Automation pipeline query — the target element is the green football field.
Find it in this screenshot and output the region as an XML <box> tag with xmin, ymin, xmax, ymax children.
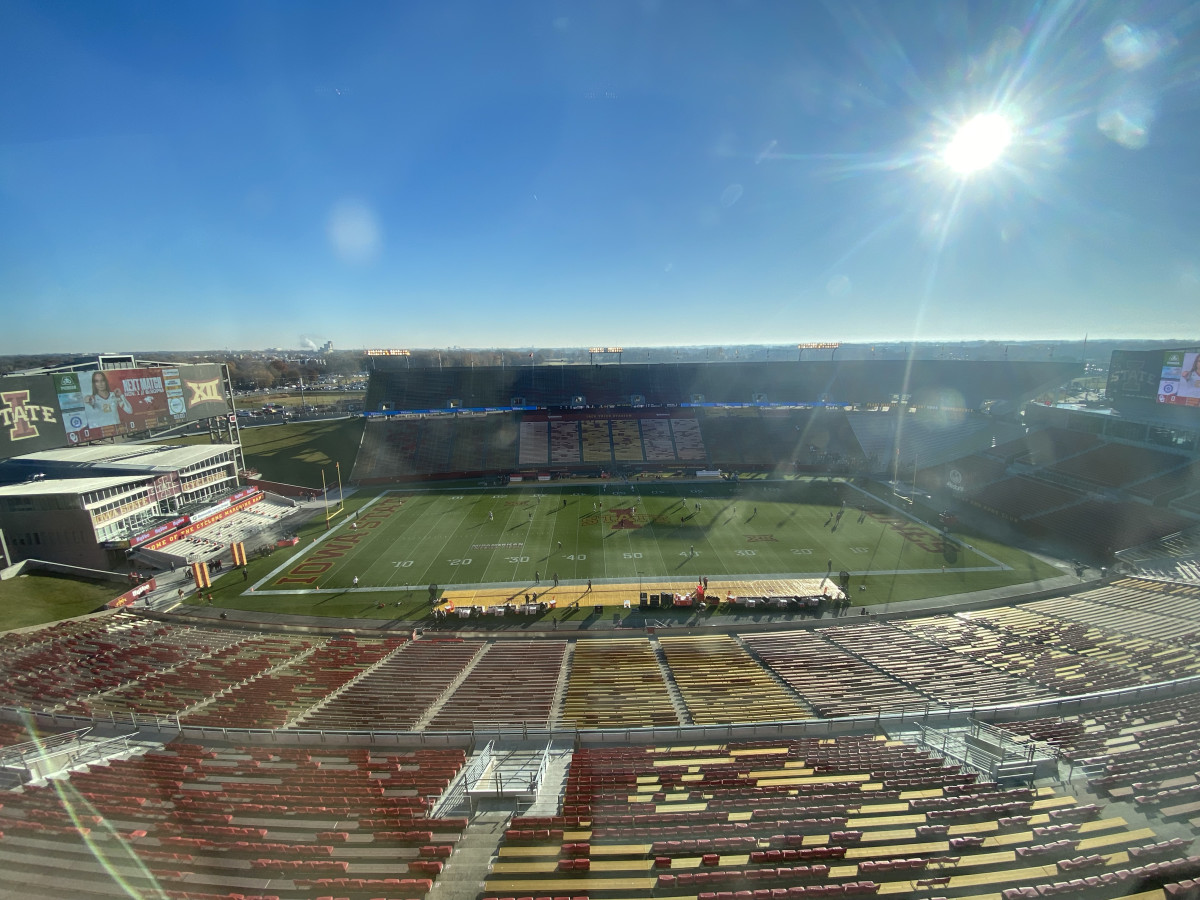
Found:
<box><xmin>251</xmin><ymin>480</ymin><xmax>1057</xmax><ymax>599</ymax></box>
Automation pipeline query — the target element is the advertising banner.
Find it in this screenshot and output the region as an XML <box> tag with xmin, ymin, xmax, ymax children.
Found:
<box><xmin>55</xmin><ymin>368</ymin><xmax>183</xmax><ymax>444</ymax></box>
<box><xmin>0</xmin><ymin>375</ymin><xmax>70</xmax><ymax>458</ymax></box>
<box><xmin>1</xmin><ymin>363</ymin><xmax>229</xmax><ymax>457</ymax></box>
<box><xmin>143</xmin><ymin>492</ymin><xmax>263</xmax><ymax>551</ymax></box>
<box><xmin>51</xmin><ymin>363</ymin><xmax>228</xmax><ymax>446</ymax></box>
<box><xmin>107</xmin><ymin>578</ymin><xmax>157</xmax><ymax>608</ymax></box>
<box><xmin>1157</xmin><ymin>349</ymin><xmax>1200</xmax><ymax>408</ymax></box>
<box><xmin>131</xmin><ymin>515</ymin><xmax>191</xmax><ymax>548</ymax></box>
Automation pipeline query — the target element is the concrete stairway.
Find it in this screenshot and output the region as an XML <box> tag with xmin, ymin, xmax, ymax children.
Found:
<box><xmin>425</xmin><ymin>808</ymin><xmax>511</xmax><ymax>900</ymax></box>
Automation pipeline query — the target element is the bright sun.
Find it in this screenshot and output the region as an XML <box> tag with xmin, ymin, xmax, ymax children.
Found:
<box><xmin>943</xmin><ymin>113</ymin><xmax>1014</xmax><ymax>174</ymax></box>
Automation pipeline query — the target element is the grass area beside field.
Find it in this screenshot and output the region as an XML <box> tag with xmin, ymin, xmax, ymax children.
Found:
<box><xmin>189</xmin><ymin>480</ymin><xmax>1063</xmax><ymax>621</ymax></box>
<box><xmin>165</xmin><ymin>418</ymin><xmax>364</xmax><ymax>489</ymax></box>
<box><xmin>0</xmin><ymin>572</ymin><xmax>119</xmax><ymax>631</ymax></box>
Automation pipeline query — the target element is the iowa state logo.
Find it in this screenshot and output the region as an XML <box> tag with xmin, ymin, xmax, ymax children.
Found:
<box><xmin>185</xmin><ymin>378</ymin><xmax>223</xmax><ymax>406</ymax></box>
<box><xmin>0</xmin><ymin>390</ymin><xmax>58</xmax><ymax>441</ymax></box>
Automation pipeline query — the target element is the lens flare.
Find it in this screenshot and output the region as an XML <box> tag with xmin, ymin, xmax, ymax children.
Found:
<box><xmin>943</xmin><ymin>113</ymin><xmax>1014</xmax><ymax>174</ymax></box>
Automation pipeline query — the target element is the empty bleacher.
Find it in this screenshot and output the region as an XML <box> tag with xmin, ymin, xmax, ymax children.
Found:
<box><xmin>560</xmin><ymin>638</ymin><xmax>679</xmax><ymax>728</ymax></box>
<box><xmin>447</xmin><ymin>415</ymin><xmax>493</xmax><ymax>471</ymax></box>
<box><xmin>354</xmin><ymin>414</ymin><xmax>524</xmax><ymax>481</ymax></box>
<box><xmin>1126</xmin><ymin>461</ymin><xmax>1200</xmax><ymax>503</ymax></box>
<box><xmin>917</xmin><ymin>452</ymin><xmax>1010</xmax><ymax>496</ymax></box>
<box><xmin>672</xmin><ymin>415</ymin><xmax>707</xmax><ymax>461</ymax></box>
<box><xmin>847</xmin><ymin>413</ymin><xmax>995</xmax><ymax>472</ymax></box>
<box><xmin>1080</xmin><ymin>578</ymin><xmax>1200</xmax><ymax>634</ymax></box>
<box><xmin>1028</xmin><ymin>501</ymin><xmax>1195</xmax><ymax>557</ymax></box>
<box><xmin>0</xmin><ymin>739</ymin><xmax>469</xmax><ymax>900</ymax></box>
<box><xmin>745</xmin><ymin>630</ymin><xmax>937</xmax><ymax>718</ymax></box>
<box><xmin>549</xmin><ymin>418</ymin><xmax>582</xmax><ymax>465</ymax></box>
<box><xmin>427</xmin><ymin>639</ymin><xmax>566</xmax><ymax>730</ymax></box>
<box><xmin>182</xmin><ymin>636</ymin><xmax>402</xmax><ymax>729</ymax></box>
<box><xmin>297</xmin><ymin>638</ymin><xmax>483</xmax><ymax>732</ymax></box>
<box><xmin>658</xmin><ymin>634</ymin><xmax>810</xmax><ymax>723</ymax></box>
<box><xmin>987</xmin><ymin>427</ymin><xmax>1103</xmax><ymax>466</ymax></box>
<box><xmin>1004</xmin><ymin>696</ymin><xmax>1200</xmax><ymax>810</ymax></box>
<box><xmin>9</xmin><ymin>591</ymin><xmax>1200</xmax><ymax>733</ymax></box>
<box><xmin>1048</xmin><ymin>442</ymin><xmax>1192</xmax><ymax>490</ymax></box>
<box><xmin>640</xmin><ymin>417</ymin><xmax>677</xmax><ymax>461</ymax></box>
<box><xmin>518</xmin><ymin>419</ymin><xmax>549</xmax><ymax>466</ymax></box>
<box><xmin>968</xmin><ymin>475</ymin><xmax>1085</xmax><ymax>521</ymax></box>
<box><xmin>0</xmin><ymin>615</ymin><xmax>257</xmax><ymax>716</ymax></box>
<box><xmin>581</xmin><ymin>419</ymin><xmax>614</xmax><ymax>462</ymax></box>
<box><xmin>823</xmin><ymin>623</ymin><xmax>1054</xmax><ymax>708</ymax></box>
<box><xmin>483</xmin><ymin>738</ymin><xmax>1180</xmax><ymax>900</ymax></box>
<box><xmin>964</xmin><ymin>604</ymin><xmax>1200</xmax><ymax>684</ymax></box>
<box><xmin>611</xmin><ymin>419</ymin><xmax>645</xmax><ymax>462</ymax></box>
<box><xmin>894</xmin><ymin>614</ymin><xmax>1147</xmax><ymax>696</ymax></box>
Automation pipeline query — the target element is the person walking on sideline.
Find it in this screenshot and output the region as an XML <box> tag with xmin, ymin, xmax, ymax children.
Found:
<box><xmin>353</xmin><ymin>575</ymin><xmax>359</xmax><ymax>587</ymax></box>
<box><xmin>535</xmin><ymin>571</ymin><xmax>540</xmax><ymax>584</ymax></box>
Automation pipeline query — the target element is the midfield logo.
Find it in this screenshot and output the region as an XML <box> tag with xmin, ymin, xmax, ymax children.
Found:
<box><xmin>0</xmin><ymin>390</ymin><xmax>58</xmax><ymax>441</ymax></box>
<box><xmin>185</xmin><ymin>378</ymin><xmax>223</xmax><ymax>406</ymax></box>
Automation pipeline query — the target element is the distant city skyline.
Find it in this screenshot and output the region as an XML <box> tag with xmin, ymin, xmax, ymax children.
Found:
<box><xmin>2</xmin><ymin>1</ymin><xmax>1198</xmax><ymax>353</ymax></box>
<box><xmin>5</xmin><ymin>337</ymin><xmax>1198</xmax><ymax>367</ymax></box>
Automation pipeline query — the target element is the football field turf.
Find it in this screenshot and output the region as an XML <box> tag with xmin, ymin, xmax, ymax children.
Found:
<box><xmin>254</xmin><ymin>480</ymin><xmax>1047</xmax><ymax>599</ymax></box>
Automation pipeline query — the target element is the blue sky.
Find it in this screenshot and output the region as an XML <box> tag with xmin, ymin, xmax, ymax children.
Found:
<box><xmin>2</xmin><ymin>0</ymin><xmax>1199</xmax><ymax>354</ymax></box>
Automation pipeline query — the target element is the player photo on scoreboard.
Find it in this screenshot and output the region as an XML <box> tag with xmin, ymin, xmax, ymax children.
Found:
<box><xmin>54</xmin><ymin>368</ymin><xmax>175</xmax><ymax>443</ymax></box>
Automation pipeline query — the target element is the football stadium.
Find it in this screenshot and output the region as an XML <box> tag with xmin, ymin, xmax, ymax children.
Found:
<box><xmin>5</xmin><ymin>2</ymin><xmax>1200</xmax><ymax>899</ymax></box>
<box><xmin>2</xmin><ymin>347</ymin><xmax>1200</xmax><ymax>900</ymax></box>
